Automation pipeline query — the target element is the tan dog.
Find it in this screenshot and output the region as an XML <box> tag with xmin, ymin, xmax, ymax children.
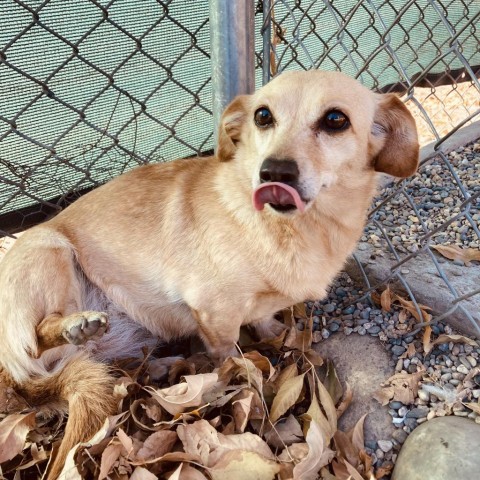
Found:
<box><xmin>0</xmin><ymin>70</ymin><xmax>418</xmax><ymax>478</ymax></box>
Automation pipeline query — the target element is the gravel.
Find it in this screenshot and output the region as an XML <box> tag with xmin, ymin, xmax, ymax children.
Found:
<box><xmin>293</xmin><ymin>140</ymin><xmax>480</xmax><ymax>478</ymax></box>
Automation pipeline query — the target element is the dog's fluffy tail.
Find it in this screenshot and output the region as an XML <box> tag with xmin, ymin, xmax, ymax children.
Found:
<box><xmin>14</xmin><ymin>353</ymin><xmax>116</xmax><ymax>479</ymax></box>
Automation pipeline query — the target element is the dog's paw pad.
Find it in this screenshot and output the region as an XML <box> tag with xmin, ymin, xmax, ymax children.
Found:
<box><xmin>62</xmin><ymin>311</ymin><xmax>109</xmax><ymax>345</ymax></box>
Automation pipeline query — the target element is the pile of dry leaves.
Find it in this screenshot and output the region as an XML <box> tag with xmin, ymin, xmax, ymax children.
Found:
<box><xmin>1</xmin><ymin>306</ymin><xmax>387</xmax><ymax>480</ymax></box>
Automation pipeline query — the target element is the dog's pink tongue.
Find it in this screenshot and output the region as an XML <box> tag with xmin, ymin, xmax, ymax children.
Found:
<box><xmin>253</xmin><ymin>182</ymin><xmax>305</xmax><ymax>212</ymax></box>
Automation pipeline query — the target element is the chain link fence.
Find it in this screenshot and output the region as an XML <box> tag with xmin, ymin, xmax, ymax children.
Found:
<box><xmin>258</xmin><ymin>0</ymin><xmax>480</xmax><ymax>335</ymax></box>
<box><xmin>0</xmin><ymin>0</ymin><xmax>213</xmax><ymax>233</ymax></box>
<box><xmin>1</xmin><ymin>1</ymin><xmax>479</xmax><ymax>335</ymax></box>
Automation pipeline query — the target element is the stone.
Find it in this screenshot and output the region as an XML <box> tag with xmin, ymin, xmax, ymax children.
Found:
<box><xmin>393</xmin><ymin>416</ymin><xmax>480</xmax><ymax>480</ymax></box>
<box><xmin>315</xmin><ymin>332</ymin><xmax>395</xmax><ymax>442</ymax></box>
<box><xmin>378</xmin><ymin>439</ymin><xmax>393</xmax><ymax>452</ymax></box>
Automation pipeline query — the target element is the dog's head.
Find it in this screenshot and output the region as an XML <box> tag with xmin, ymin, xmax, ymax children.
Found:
<box><xmin>217</xmin><ymin>70</ymin><xmax>419</xmax><ymax>215</ymax></box>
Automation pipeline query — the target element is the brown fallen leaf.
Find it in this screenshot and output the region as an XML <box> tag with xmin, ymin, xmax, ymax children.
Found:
<box><xmin>423</xmin><ymin>325</ymin><xmax>433</xmax><ymax>354</ymax></box>
<box><xmin>264</xmin><ymin>414</ymin><xmax>304</xmax><ymax>448</ymax></box>
<box><xmin>232</xmin><ymin>389</ymin><xmax>254</xmax><ymax>433</ymax></box>
<box><xmin>400</xmin><ymin>343</ymin><xmax>416</xmax><ymax>359</ymax></box>
<box><xmin>284</xmin><ymin>316</ymin><xmax>313</xmax><ymax>352</ymax></box>
<box><xmin>210</xmin><ymin>450</ymin><xmax>280</xmax><ymax>480</ymax></box>
<box><xmin>302</xmin><ymin>391</ymin><xmax>334</xmax><ymax>444</ymax></box>
<box><xmin>99</xmin><ymin>442</ymin><xmax>123</xmax><ymax>480</ymax></box>
<box><xmin>217</xmin><ymin>357</ymin><xmax>264</xmax><ymax>393</ymax></box>
<box><xmin>432</xmin><ymin>244</ymin><xmax>480</xmax><ymax>266</ymax></box>
<box><xmin>130</xmin><ymin>466</ymin><xmax>157</xmax><ymax>480</ymax></box>
<box><xmin>380</xmin><ymin>285</ymin><xmax>392</xmax><ymax>311</ymax></box>
<box><xmin>0</xmin><ymin>411</ymin><xmax>36</xmax><ymax>463</ymax></box>
<box><xmin>464</xmin><ymin>402</ymin><xmax>480</xmax><ymax>415</ymax></box>
<box><xmin>146</xmin><ymin>373</ymin><xmax>219</xmax><ymax>415</ymax></box>
<box><xmin>136</xmin><ymin>430</ymin><xmax>178</xmax><ymax>461</ymax></box>
<box><xmin>177</xmin><ymin>419</ymin><xmax>274</xmax><ymax>468</ymax></box>
<box><xmin>373</xmin><ymin>369</ymin><xmax>425</xmax><ymax>406</ymax></box>
<box><xmin>244</xmin><ymin>351</ymin><xmax>275</xmax><ymax>380</ymax></box>
<box><xmin>349</xmin><ymin>413</ymin><xmax>368</xmax><ymax>454</ymax></box>
<box><xmin>292</xmin><ymin>421</ymin><xmax>334</xmax><ymax>480</ymax></box>
<box><xmin>324</xmin><ymin>360</ymin><xmax>344</xmax><ymax>405</ymax></box>
<box><xmin>167</xmin><ymin>463</ymin><xmax>208</xmax><ymax>480</ymax></box>
<box><xmin>336</xmin><ymin>383</ymin><xmax>354</xmax><ymax>419</ymax></box>
<box><xmin>270</xmin><ymin>372</ymin><xmax>306</xmax><ymax>423</ymax></box>
<box><xmin>432</xmin><ymin>334</ymin><xmax>479</xmax><ymax>347</ymax></box>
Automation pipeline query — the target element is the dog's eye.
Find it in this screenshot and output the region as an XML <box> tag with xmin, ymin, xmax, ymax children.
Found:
<box><xmin>322</xmin><ymin>110</ymin><xmax>350</xmax><ymax>131</ymax></box>
<box><xmin>254</xmin><ymin>107</ymin><xmax>274</xmax><ymax>128</ymax></box>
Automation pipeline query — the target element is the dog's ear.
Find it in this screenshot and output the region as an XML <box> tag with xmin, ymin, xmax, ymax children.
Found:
<box><xmin>370</xmin><ymin>93</ymin><xmax>419</xmax><ymax>178</ymax></box>
<box><xmin>217</xmin><ymin>95</ymin><xmax>249</xmax><ymax>162</ymax></box>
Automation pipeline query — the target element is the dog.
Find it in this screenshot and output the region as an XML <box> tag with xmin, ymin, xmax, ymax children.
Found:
<box><xmin>0</xmin><ymin>70</ymin><xmax>418</xmax><ymax>478</ymax></box>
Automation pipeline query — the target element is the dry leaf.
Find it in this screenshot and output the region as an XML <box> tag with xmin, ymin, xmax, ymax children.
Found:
<box><xmin>293</xmin><ymin>302</ymin><xmax>308</xmax><ymax>319</ymax></box>
<box><xmin>302</xmin><ymin>392</ymin><xmax>334</xmax><ymax>444</ymax></box>
<box><xmin>210</xmin><ymin>450</ymin><xmax>280</xmax><ymax>480</ymax></box>
<box><xmin>218</xmin><ymin>357</ymin><xmax>264</xmax><ymax>393</ymax></box>
<box><xmin>464</xmin><ymin>402</ymin><xmax>480</xmax><ymax>415</ymax></box>
<box><xmin>284</xmin><ymin>316</ymin><xmax>313</xmax><ymax>352</ymax></box>
<box><xmin>130</xmin><ymin>466</ymin><xmax>157</xmax><ymax>480</ymax></box>
<box><xmin>273</xmin><ymin>363</ymin><xmax>298</xmax><ymax>391</ymax></box>
<box><xmin>432</xmin><ymin>244</ymin><xmax>480</xmax><ymax>266</ymax></box>
<box><xmin>324</xmin><ymin>360</ymin><xmax>344</xmax><ymax>405</ymax></box>
<box><xmin>423</xmin><ymin>325</ymin><xmax>433</xmax><ymax>354</ymax></box>
<box><xmin>373</xmin><ymin>369</ymin><xmax>424</xmax><ymax>406</ymax></box>
<box><xmin>316</xmin><ymin>373</ymin><xmax>338</xmax><ymax>433</ymax></box>
<box><xmin>349</xmin><ymin>413</ymin><xmax>368</xmax><ymax>453</ymax></box>
<box><xmin>334</xmin><ymin>430</ymin><xmax>359</xmax><ymax>468</ymax></box>
<box><xmin>244</xmin><ymin>351</ymin><xmax>275</xmax><ymax>380</ymax></box>
<box><xmin>232</xmin><ymin>389</ymin><xmax>254</xmax><ymax>433</ymax></box>
<box><xmin>292</xmin><ymin>421</ymin><xmax>334</xmax><ymax>480</ymax></box>
<box><xmin>177</xmin><ymin>419</ymin><xmax>274</xmax><ymax>468</ymax></box>
<box><xmin>146</xmin><ymin>373</ymin><xmax>218</xmax><ymax>415</ymax></box>
<box><xmin>336</xmin><ymin>383</ymin><xmax>353</xmax><ymax>419</ymax></box>
<box><xmin>99</xmin><ymin>443</ymin><xmax>123</xmax><ymax>480</ymax></box>
<box><xmin>0</xmin><ymin>412</ymin><xmax>36</xmax><ymax>463</ymax></box>
<box><xmin>432</xmin><ymin>334</ymin><xmax>479</xmax><ymax>347</ymax></box>
<box><xmin>270</xmin><ymin>372</ymin><xmax>306</xmax><ymax>423</ymax></box>
<box><xmin>136</xmin><ymin>430</ymin><xmax>178</xmax><ymax>461</ymax></box>
<box><xmin>400</xmin><ymin>343</ymin><xmax>416</xmax><ymax>359</ymax></box>
<box><xmin>264</xmin><ymin>414</ymin><xmax>304</xmax><ymax>448</ymax></box>
<box><xmin>380</xmin><ymin>285</ymin><xmax>392</xmax><ymax>311</ymax></box>
<box><xmin>343</xmin><ymin>459</ymin><xmax>365</xmax><ymax>480</ymax></box>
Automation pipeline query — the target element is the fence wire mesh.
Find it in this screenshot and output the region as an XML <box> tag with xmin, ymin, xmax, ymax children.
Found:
<box><xmin>0</xmin><ymin>0</ymin><xmax>212</xmax><ymax>233</ymax></box>
<box><xmin>258</xmin><ymin>0</ymin><xmax>480</xmax><ymax>335</ymax></box>
<box><xmin>1</xmin><ymin>1</ymin><xmax>479</xmax><ymax>335</ymax></box>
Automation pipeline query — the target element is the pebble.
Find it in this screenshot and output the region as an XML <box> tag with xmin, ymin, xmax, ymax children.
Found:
<box><xmin>323</xmin><ymin>304</ymin><xmax>335</xmax><ymax>313</ymax></box>
<box><xmin>407</xmin><ymin>407</ymin><xmax>429</xmax><ymax>419</ymax></box>
<box><xmin>378</xmin><ymin>440</ymin><xmax>393</xmax><ymax>453</ymax></box>
<box><xmin>392</xmin><ymin>429</ymin><xmax>408</xmax><ymax>445</ymax></box>
<box><xmin>392</xmin><ymin>345</ymin><xmax>406</xmax><ymax>356</ymax></box>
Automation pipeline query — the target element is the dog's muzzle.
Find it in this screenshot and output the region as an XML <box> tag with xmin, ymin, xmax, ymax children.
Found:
<box><xmin>253</xmin><ymin>158</ymin><xmax>306</xmax><ymax>212</ymax></box>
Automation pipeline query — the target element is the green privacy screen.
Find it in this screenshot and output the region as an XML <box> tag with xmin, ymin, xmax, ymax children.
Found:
<box><xmin>0</xmin><ymin>0</ymin><xmax>479</xmax><ymax>230</ymax></box>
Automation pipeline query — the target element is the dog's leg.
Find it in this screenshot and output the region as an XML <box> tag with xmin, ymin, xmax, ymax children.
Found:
<box><xmin>253</xmin><ymin>316</ymin><xmax>287</xmax><ymax>340</ymax></box>
<box><xmin>36</xmin><ymin>311</ymin><xmax>109</xmax><ymax>356</ymax></box>
<box><xmin>192</xmin><ymin>309</ymin><xmax>240</xmax><ymax>363</ymax></box>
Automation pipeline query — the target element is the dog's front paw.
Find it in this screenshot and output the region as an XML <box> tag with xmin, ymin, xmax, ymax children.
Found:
<box><xmin>62</xmin><ymin>311</ymin><xmax>109</xmax><ymax>345</ymax></box>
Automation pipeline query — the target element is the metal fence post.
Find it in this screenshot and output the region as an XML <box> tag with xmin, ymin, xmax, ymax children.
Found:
<box><xmin>209</xmin><ymin>0</ymin><xmax>255</xmax><ymax>144</ymax></box>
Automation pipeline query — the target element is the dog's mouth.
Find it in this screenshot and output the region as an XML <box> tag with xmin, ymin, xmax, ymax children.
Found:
<box><xmin>252</xmin><ymin>182</ymin><xmax>306</xmax><ymax>213</ymax></box>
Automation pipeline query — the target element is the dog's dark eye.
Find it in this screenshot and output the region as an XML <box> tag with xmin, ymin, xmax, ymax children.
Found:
<box><xmin>322</xmin><ymin>110</ymin><xmax>350</xmax><ymax>131</ymax></box>
<box><xmin>254</xmin><ymin>107</ymin><xmax>274</xmax><ymax>128</ymax></box>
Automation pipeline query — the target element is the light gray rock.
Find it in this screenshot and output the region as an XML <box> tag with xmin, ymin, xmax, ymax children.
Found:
<box><xmin>393</xmin><ymin>416</ymin><xmax>480</xmax><ymax>480</ymax></box>
<box><xmin>314</xmin><ymin>332</ymin><xmax>395</xmax><ymax>442</ymax></box>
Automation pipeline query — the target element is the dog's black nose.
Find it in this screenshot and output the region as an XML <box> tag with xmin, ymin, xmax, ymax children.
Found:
<box><xmin>259</xmin><ymin>157</ymin><xmax>299</xmax><ymax>185</ymax></box>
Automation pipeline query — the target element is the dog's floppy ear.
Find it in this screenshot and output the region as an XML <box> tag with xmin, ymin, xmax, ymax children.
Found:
<box><xmin>217</xmin><ymin>95</ymin><xmax>249</xmax><ymax>162</ymax></box>
<box><xmin>370</xmin><ymin>93</ymin><xmax>419</xmax><ymax>178</ymax></box>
